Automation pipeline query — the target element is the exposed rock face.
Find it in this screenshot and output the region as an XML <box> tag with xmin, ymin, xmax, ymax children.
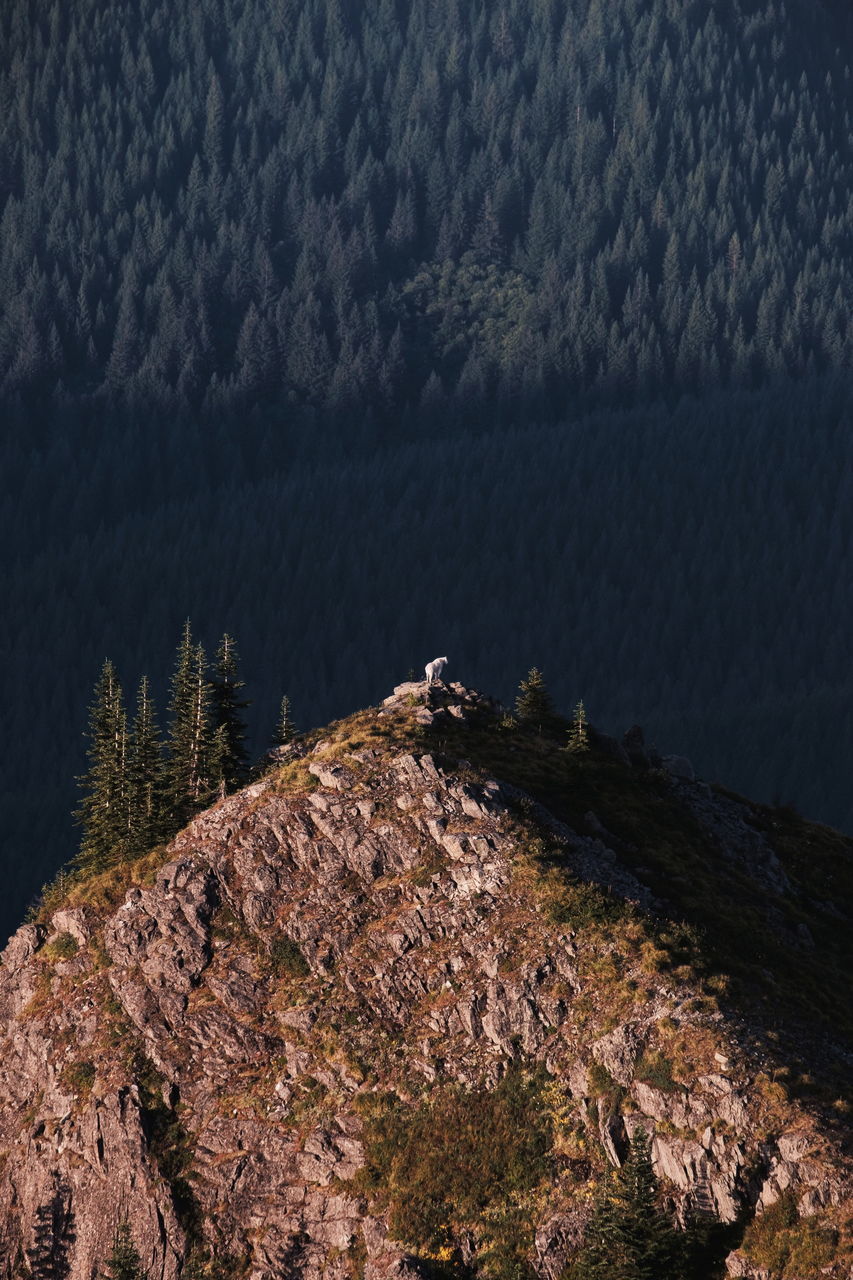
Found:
<box><xmin>0</xmin><ymin>685</ymin><xmax>849</xmax><ymax>1280</ymax></box>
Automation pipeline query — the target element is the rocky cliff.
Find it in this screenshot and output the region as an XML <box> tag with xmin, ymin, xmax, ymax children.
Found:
<box><xmin>1</xmin><ymin>683</ymin><xmax>851</xmax><ymax>1280</ymax></box>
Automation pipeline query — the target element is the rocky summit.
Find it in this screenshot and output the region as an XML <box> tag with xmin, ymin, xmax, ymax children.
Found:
<box><xmin>1</xmin><ymin>683</ymin><xmax>851</xmax><ymax>1280</ymax></box>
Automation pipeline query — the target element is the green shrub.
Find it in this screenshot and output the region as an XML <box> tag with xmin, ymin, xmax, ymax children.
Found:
<box><xmin>634</xmin><ymin>1051</ymin><xmax>681</xmax><ymax>1093</ymax></box>
<box><xmin>587</xmin><ymin>1061</ymin><xmax>625</xmax><ymax>1116</ymax></box>
<box><xmin>269</xmin><ymin>935</ymin><xmax>310</xmax><ymax>978</ymax></box>
<box><xmin>51</xmin><ymin>931</ymin><xmax>79</xmax><ymax>959</ymax></box>
<box><xmin>62</xmin><ymin>1059</ymin><xmax>96</xmax><ymax>1096</ymax></box>
<box><xmin>355</xmin><ymin>1068</ymin><xmax>552</xmax><ymax>1279</ymax></box>
<box><xmin>545</xmin><ymin>877</ymin><xmax>627</xmax><ymax>929</ymax></box>
<box><xmin>741</xmin><ymin>1193</ymin><xmax>839</xmax><ymax>1277</ymax></box>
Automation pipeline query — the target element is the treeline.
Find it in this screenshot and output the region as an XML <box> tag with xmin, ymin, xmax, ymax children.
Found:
<box><xmin>0</xmin><ymin>0</ymin><xmax>851</xmax><ymax>440</ymax></box>
<box><xmin>72</xmin><ymin>623</ymin><xmax>292</xmax><ymax>877</ymax></box>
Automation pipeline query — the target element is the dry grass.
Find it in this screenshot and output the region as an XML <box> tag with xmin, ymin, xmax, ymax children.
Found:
<box><xmin>740</xmin><ymin>1192</ymin><xmax>845</xmax><ymax>1277</ymax></box>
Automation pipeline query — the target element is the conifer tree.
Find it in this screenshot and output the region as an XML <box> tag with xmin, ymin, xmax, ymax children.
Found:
<box><xmin>209</xmin><ymin>633</ymin><xmax>249</xmax><ymax>792</ymax></box>
<box><xmin>165</xmin><ymin>623</ymin><xmax>213</xmax><ymax>828</ymax></box>
<box><xmin>164</xmin><ymin>620</ymin><xmax>195</xmax><ymax>823</ymax></box>
<box><xmin>567</xmin><ymin>699</ymin><xmax>589</xmax><ymax>752</ymax></box>
<box><xmin>273</xmin><ymin>694</ymin><xmax>296</xmax><ymax>746</ymax></box>
<box><xmin>101</xmin><ymin>1221</ymin><xmax>148</xmax><ymax>1280</ymax></box>
<box><xmin>127</xmin><ymin>675</ymin><xmax>164</xmax><ymax>854</ymax></box>
<box><xmin>75</xmin><ymin>659</ymin><xmax>129</xmax><ymax>873</ymax></box>
<box><xmin>207</xmin><ymin>722</ymin><xmax>230</xmax><ymax>801</ymax></box>
<box><xmin>570</xmin><ymin>1128</ymin><xmax>686</xmax><ymax>1280</ymax></box>
<box><xmin>515</xmin><ymin>668</ymin><xmax>555</xmax><ymax>732</ymax></box>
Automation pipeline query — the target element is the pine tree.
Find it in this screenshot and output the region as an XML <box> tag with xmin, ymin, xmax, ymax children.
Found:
<box><xmin>273</xmin><ymin>694</ymin><xmax>296</xmax><ymax>746</ymax></box>
<box><xmin>188</xmin><ymin>642</ymin><xmax>214</xmax><ymax>808</ymax></box>
<box><xmin>515</xmin><ymin>668</ymin><xmax>555</xmax><ymax>732</ymax></box>
<box><xmin>207</xmin><ymin>723</ymin><xmax>230</xmax><ymax>801</ymax></box>
<box><xmin>74</xmin><ymin>660</ymin><xmax>129</xmax><ymax>873</ymax></box>
<box><xmin>127</xmin><ymin>676</ymin><xmax>164</xmax><ymax>854</ymax></box>
<box><xmin>209</xmin><ymin>633</ymin><xmax>249</xmax><ymax>793</ymax></box>
<box><xmin>101</xmin><ymin>1222</ymin><xmax>148</xmax><ymax>1280</ymax></box>
<box><xmin>570</xmin><ymin>1128</ymin><xmax>686</xmax><ymax>1280</ymax></box>
<box><xmin>165</xmin><ymin>623</ymin><xmax>213</xmax><ymax>828</ymax></box>
<box><xmin>567</xmin><ymin>699</ymin><xmax>589</xmax><ymax>752</ymax></box>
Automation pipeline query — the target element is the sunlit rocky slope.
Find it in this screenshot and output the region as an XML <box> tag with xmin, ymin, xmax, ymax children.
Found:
<box><xmin>1</xmin><ymin>683</ymin><xmax>851</xmax><ymax>1279</ymax></box>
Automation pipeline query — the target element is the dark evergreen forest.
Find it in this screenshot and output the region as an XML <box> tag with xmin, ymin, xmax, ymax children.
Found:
<box><xmin>1</xmin><ymin>0</ymin><xmax>852</xmax><ymax>939</ymax></box>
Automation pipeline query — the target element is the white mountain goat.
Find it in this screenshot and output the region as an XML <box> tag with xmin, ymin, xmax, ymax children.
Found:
<box><xmin>425</xmin><ymin>656</ymin><xmax>448</xmax><ymax>684</ymax></box>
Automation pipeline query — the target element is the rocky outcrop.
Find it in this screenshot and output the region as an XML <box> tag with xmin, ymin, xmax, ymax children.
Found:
<box><xmin>0</xmin><ymin>684</ymin><xmax>849</xmax><ymax>1280</ymax></box>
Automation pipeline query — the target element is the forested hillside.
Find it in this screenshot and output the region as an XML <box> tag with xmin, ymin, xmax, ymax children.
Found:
<box><xmin>1</xmin><ymin>0</ymin><xmax>852</xmax><ymax>938</ymax></box>
<box><xmin>2</xmin><ymin>0</ymin><xmax>851</xmax><ymax>430</ymax></box>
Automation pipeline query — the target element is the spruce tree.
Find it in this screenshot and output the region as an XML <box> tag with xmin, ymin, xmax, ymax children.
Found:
<box><xmin>273</xmin><ymin>694</ymin><xmax>296</xmax><ymax>746</ymax></box>
<box><xmin>571</xmin><ymin>1128</ymin><xmax>686</xmax><ymax>1280</ymax></box>
<box><xmin>75</xmin><ymin>660</ymin><xmax>129</xmax><ymax>873</ymax></box>
<box><xmin>165</xmin><ymin>623</ymin><xmax>213</xmax><ymax>828</ymax></box>
<box><xmin>515</xmin><ymin>668</ymin><xmax>555</xmax><ymax>732</ymax></box>
<box><xmin>207</xmin><ymin>722</ymin><xmax>229</xmax><ymax>801</ymax></box>
<box><xmin>567</xmin><ymin>699</ymin><xmax>589</xmax><ymax>752</ymax></box>
<box><xmin>101</xmin><ymin>1222</ymin><xmax>148</xmax><ymax>1280</ymax></box>
<box><xmin>127</xmin><ymin>676</ymin><xmax>164</xmax><ymax>854</ymax></box>
<box><xmin>209</xmin><ymin>633</ymin><xmax>249</xmax><ymax>792</ymax></box>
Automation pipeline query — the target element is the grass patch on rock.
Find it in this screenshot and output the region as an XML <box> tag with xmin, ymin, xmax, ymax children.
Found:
<box><xmin>60</xmin><ymin>1058</ymin><xmax>96</xmax><ymax>1098</ymax></box>
<box><xmin>268</xmin><ymin>935</ymin><xmax>310</xmax><ymax>979</ymax></box>
<box><xmin>45</xmin><ymin>932</ymin><xmax>79</xmax><ymax>961</ymax></box>
<box><xmin>740</xmin><ymin>1192</ymin><xmax>842</xmax><ymax>1277</ymax></box>
<box><xmin>353</xmin><ymin>1068</ymin><xmax>554</xmax><ymax>1280</ymax></box>
<box><xmin>634</xmin><ymin>1050</ymin><xmax>681</xmax><ymax>1093</ymax></box>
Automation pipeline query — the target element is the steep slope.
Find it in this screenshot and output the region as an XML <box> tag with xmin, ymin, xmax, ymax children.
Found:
<box><xmin>1</xmin><ymin>683</ymin><xmax>851</xmax><ymax>1280</ymax></box>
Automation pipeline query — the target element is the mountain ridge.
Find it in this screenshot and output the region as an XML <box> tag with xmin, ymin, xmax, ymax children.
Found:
<box><xmin>1</xmin><ymin>680</ymin><xmax>851</xmax><ymax>1279</ymax></box>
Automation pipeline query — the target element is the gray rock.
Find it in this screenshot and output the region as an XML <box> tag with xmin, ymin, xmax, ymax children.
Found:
<box><xmin>49</xmin><ymin>907</ymin><xmax>96</xmax><ymax>947</ymax></box>
<box><xmin>622</xmin><ymin>725</ymin><xmax>649</xmax><ymax>767</ymax></box>
<box><xmin>308</xmin><ymin>761</ymin><xmax>352</xmax><ymax>790</ymax></box>
<box><xmin>662</xmin><ymin>754</ymin><xmax>695</xmax><ymax>781</ymax></box>
<box><xmin>2</xmin><ymin>923</ymin><xmax>46</xmax><ymax>970</ymax></box>
<box><xmin>592</xmin><ymin>1024</ymin><xmax>643</xmax><ymax>1087</ymax></box>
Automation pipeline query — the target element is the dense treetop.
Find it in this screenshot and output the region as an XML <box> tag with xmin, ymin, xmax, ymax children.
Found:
<box><xmin>1</xmin><ymin>0</ymin><xmax>851</xmax><ymax>431</ymax></box>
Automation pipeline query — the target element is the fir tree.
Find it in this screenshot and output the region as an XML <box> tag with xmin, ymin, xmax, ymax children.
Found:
<box><xmin>209</xmin><ymin>633</ymin><xmax>249</xmax><ymax>793</ymax></box>
<box><xmin>101</xmin><ymin>1222</ymin><xmax>149</xmax><ymax>1280</ymax></box>
<box><xmin>164</xmin><ymin>620</ymin><xmax>196</xmax><ymax>824</ymax></box>
<box><xmin>567</xmin><ymin>699</ymin><xmax>589</xmax><ymax>752</ymax></box>
<box><xmin>165</xmin><ymin>623</ymin><xmax>213</xmax><ymax>828</ymax></box>
<box><xmin>570</xmin><ymin>1128</ymin><xmax>686</xmax><ymax>1280</ymax></box>
<box><xmin>74</xmin><ymin>659</ymin><xmax>129</xmax><ymax>873</ymax></box>
<box><xmin>272</xmin><ymin>694</ymin><xmax>296</xmax><ymax>747</ymax></box>
<box><xmin>127</xmin><ymin>675</ymin><xmax>164</xmax><ymax>854</ymax></box>
<box><xmin>208</xmin><ymin>722</ymin><xmax>230</xmax><ymax>800</ymax></box>
<box><xmin>515</xmin><ymin>668</ymin><xmax>554</xmax><ymax>732</ymax></box>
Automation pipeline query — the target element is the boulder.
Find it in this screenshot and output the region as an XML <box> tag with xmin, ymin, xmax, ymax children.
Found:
<box><xmin>663</xmin><ymin>754</ymin><xmax>695</xmax><ymax>781</ymax></box>
<box><xmin>592</xmin><ymin>1024</ymin><xmax>644</xmax><ymax>1086</ymax></box>
<box><xmin>622</xmin><ymin>725</ymin><xmax>649</xmax><ymax>767</ymax></box>
<box><xmin>1</xmin><ymin>923</ymin><xmax>46</xmax><ymax>971</ymax></box>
